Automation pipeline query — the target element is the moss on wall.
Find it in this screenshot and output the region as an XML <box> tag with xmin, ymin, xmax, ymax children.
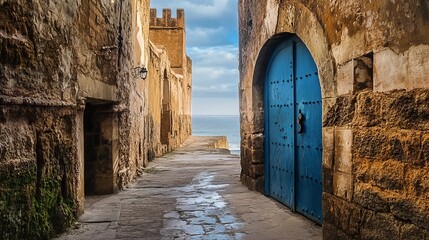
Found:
<box><xmin>0</xmin><ymin>147</ymin><xmax>76</xmax><ymax>240</ymax></box>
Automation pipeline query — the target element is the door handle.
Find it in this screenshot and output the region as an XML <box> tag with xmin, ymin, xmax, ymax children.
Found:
<box><xmin>297</xmin><ymin>111</ymin><xmax>304</xmax><ymax>134</ymax></box>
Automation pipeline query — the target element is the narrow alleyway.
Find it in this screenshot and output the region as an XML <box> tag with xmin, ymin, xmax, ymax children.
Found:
<box><xmin>55</xmin><ymin>137</ymin><xmax>321</xmax><ymax>240</ymax></box>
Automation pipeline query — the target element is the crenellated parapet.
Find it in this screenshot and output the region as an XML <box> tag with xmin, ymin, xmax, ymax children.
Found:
<box><xmin>149</xmin><ymin>8</ymin><xmax>188</xmax><ymax>74</ymax></box>
<box><xmin>150</xmin><ymin>8</ymin><xmax>184</xmax><ymax>28</ymax></box>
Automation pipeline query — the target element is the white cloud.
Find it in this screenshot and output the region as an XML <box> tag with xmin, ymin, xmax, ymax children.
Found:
<box><xmin>189</xmin><ymin>45</ymin><xmax>238</xmax><ymax>99</ymax></box>
<box><xmin>189</xmin><ymin>46</ymin><xmax>238</xmax><ymax>67</ymax></box>
<box><xmin>180</xmin><ymin>0</ymin><xmax>230</xmax><ymax>18</ymax></box>
<box><xmin>151</xmin><ymin>0</ymin><xmax>239</xmax><ymax>115</ymax></box>
<box><xmin>187</xmin><ymin>27</ymin><xmax>227</xmax><ymax>47</ymax></box>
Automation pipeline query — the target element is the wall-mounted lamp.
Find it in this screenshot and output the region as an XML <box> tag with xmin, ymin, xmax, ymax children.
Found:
<box><xmin>133</xmin><ymin>66</ymin><xmax>148</xmax><ymax>80</ymax></box>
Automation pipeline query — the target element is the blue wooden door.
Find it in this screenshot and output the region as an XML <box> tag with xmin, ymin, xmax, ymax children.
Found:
<box><xmin>264</xmin><ymin>37</ymin><xmax>323</xmax><ymax>224</ymax></box>
<box><xmin>265</xmin><ymin>40</ymin><xmax>296</xmax><ymax>208</ymax></box>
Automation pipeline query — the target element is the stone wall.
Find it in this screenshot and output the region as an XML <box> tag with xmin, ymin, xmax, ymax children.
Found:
<box><xmin>1</xmin><ymin>0</ymin><xmax>89</xmax><ymax>238</ymax></box>
<box><xmin>0</xmin><ymin>106</ymin><xmax>78</xmax><ymax>239</ymax></box>
<box><xmin>238</xmin><ymin>0</ymin><xmax>429</xmax><ymax>239</ymax></box>
<box><xmin>149</xmin><ymin>8</ymin><xmax>192</xmax><ymax>153</ymax></box>
<box><xmin>0</xmin><ymin>1</ymin><xmax>192</xmax><ymax>239</ymax></box>
<box><xmin>145</xmin><ymin>41</ymin><xmax>192</xmax><ymax>159</ymax></box>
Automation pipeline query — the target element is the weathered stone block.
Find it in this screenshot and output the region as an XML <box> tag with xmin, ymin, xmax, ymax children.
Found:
<box><xmin>241</xmin><ymin>147</ymin><xmax>250</xmax><ymax>175</ymax></box>
<box><xmin>250</xmin><ymin>149</ymin><xmax>264</xmax><ymax>164</ymax></box>
<box><xmin>374</xmin><ymin>46</ymin><xmax>429</xmax><ymax>92</ymax></box>
<box><xmin>255</xmin><ymin>176</ymin><xmax>264</xmax><ymax>193</ymax></box>
<box><xmin>252</xmin><ymin>110</ymin><xmax>264</xmax><ymax>133</ymax></box>
<box><xmin>334</xmin><ymin>128</ymin><xmax>353</xmax><ymax>174</ymax></box>
<box><xmin>389</xmin><ymin>196</ymin><xmax>429</xmax><ymax>230</ymax></box>
<box><xmin>360</xmin><ymin>211</ymin><xmax>401</xmax><ymax>240</ymax></box>
<box><xmin>353</xmin><ymin>128</ymin><xmax>385</xmax><ymax>159</ymax></box>
<box><xmin>323</xmin><ymin>222</ymin><xmax>356</xmax><ymax>240</ymax></box>
<box><xmin>322</xmin><ymin>193</ymin><xmax>361</xmax><ymax>236</ymax></box>
<box><xmin>322</xmin><ymin>98</ymin><xmax>336</xmax><ymax>126</ymax></box>
<box><xmin>240</xmin><ymin>174</ymin><xmax>249</xmax><ymax>187</ymax></box>
<box><xmin>382</xmin><ymin>90</ymin><xmax>429</xmax><ymax>131</ymax></box>
<box><xmin>353</xmin><ymin>92</ymin><xmax>382</xmax><ymax>127</ymax></box>
<box><xmin>322</xmin><ymin>127</ymin><xmax>334</xmax><ymax>170</ymax></box>
<box><xmin>337</xmin><ymin>60</ymin><xmax>354</xmax><ymax>96</ymax></box>
<box><xmin>240</xmin><ymin>144</ymin><xmax>245</xmax><ymax>160</ymax></box>
<box><xmin>389</xmin><ymin>197</ymin><xmax>419</xmax><ymax>223</ymax></box>
<box><xmin>0</xmin><ymin>108</ymin><xmax>6</xmax><ymax>123</ymax></box>
<box><xmin>245</xmin><ymin>133</ymin><xmax>253</xmax><ymax>150</ymax></box>
<box><xmin>251</xmin><ymin>133</ymin><xmax>264</xmax><ymax>151</ymax></box>
<box><xmin>249</xmin><ymin>164</ymin><xmax>264</xmax><ymax>178</ymax></box>
<box><xmin>386</xmin><ymin>131</ymin><xmax>421</xmax><ymax>163</ymax></box>
<box><xmin>323</xmin><ymin>95</ymin><xmax>356</xmax><ymax>127</ymax></box>
<box><xmin>374</xmin><ymin>48</ymin><xmax>409</xmax><ymax>92</ymax></box>
<box><xmin>323</xmin><ymin>166</ymin><xmax>334</xmax><ymax>194</ymax></box>
<box><xmin>0</xmin><ymin>121</ymin><xmax>35</xmax><ymax>163</ymax></box>
<box><xmin>242</xmin><ymin>174</ymin><xmax>263</xmax><ymax>192</ymax></box>
<box><xmin>400</xmin><ymin>224</ymin><xmax>427</xmax><ymax>240</ymax></box>
<box><xmin>323</xmin><ymin>222</ymin><xmax>338</xmax><ymax>240</ymax></box>
<box><xmin>78</xmin><ymin>77</ymin><xmax>117</xmax><ymax>101</ymax></box>
<box><xmin>421</xmin><ymin>134</ymin><xmax>429</xmax><ymax>165</ymax></box>
<box><xmin>354</xmin><ymin>158</ymin><xmax>371</xmax><ymax>183</ymax></box>
<box><xmin>408</xmin><ymin>45</ymin><xmax>429</xmax><ymax>89</ymax></box>
<box><xmin>354</xmin><ymin>183</ymin><xmax>390</xmax><ymax>212</ymax></box>
<box><xmin>369</xmin><ymin>160</ymin><xmax>405</xmax><ymax>191</ymax></box>
<box><xmin>333</xmin><ymin>171</ymin><xmax>353</xmax><ymax>201</ymax></box>
<box><xmin>405</xmin><ymin>167</ymin><xmax>429</xmax><ymax>199</ymax></box>
<box><xmin>353</xmin><ymin>128</ymin><xmax>421</xmax><ymax>163</ymax></box>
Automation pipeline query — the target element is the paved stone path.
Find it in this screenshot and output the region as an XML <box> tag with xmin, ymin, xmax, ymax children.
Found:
<box><xmin>55</xmin><ymin>136</ymin><xmax>322</xmax><ymax>240</ymax></box>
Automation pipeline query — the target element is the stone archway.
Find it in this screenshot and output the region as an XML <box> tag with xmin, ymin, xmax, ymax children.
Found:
<box><xmin>251</xmin><ymin>2</ymin><xmax>335</xmax><ymax>112</ymax></box>
<box><xmin>240</xmin><ymin>1</ymin><xmax>335</xmax><ymax>205</ymax></box>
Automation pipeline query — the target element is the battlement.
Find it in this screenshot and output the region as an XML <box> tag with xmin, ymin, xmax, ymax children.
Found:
<box><xmin>150</xmin><ymin>8</ymin><xmax>185</xmax><ymax>28</ymax></box>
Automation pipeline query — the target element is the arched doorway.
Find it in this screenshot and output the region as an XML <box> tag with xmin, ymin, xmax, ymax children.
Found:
<box><xmin>264</xmin><ymin>35</ymin><xmax>323</xmax><ymax>224</ymax></box>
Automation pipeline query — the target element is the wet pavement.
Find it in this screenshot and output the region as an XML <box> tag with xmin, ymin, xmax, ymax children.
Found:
<box><xmin>55</xmin><ymin>136</ymin><xmax>322</xmax><ymax>240</ymax></box>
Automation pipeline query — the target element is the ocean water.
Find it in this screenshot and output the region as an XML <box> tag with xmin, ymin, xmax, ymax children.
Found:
<box><xmin>192</xmin><ymin>115</ymin><xmax>240</xmax><ymax>155</ymax></box>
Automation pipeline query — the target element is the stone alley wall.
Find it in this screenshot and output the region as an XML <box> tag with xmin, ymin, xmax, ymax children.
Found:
<box><xmin>148</xmin><ymin>8</ymin><xmax>192</xmax><ymax>155</ymax></box>
<box><xmin>146</xmin><ymin>41</ymin><xmax>192</xmax><ymax>159</ymax></box>
<box><xmin>0</xmin><ymin>0</ymin><xmax>191</xmax><ymax>239</ymax></box>
<box><xmin>239</xmin><ymin>0</ymin><xmax>429</xmax><ymax>239</ymax></box>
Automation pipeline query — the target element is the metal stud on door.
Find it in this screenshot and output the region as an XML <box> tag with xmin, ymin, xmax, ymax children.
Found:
<box><xmin>264</xmin><ymin>37</ymin><xmax>323</xmax><ymax>225</ymax></box>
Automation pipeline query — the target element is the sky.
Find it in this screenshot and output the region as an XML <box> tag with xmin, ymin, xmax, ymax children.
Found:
<box><xmin>150</xmin><ymin>0</ymin><xmax>239</xmax><ymax>116</ymax></box>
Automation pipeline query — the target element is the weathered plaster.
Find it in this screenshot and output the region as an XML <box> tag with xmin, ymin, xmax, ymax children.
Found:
<box><xmin>374</xmin><ymin>45</ymin><xmax>429</xmax><ymax>92</ymax></box>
